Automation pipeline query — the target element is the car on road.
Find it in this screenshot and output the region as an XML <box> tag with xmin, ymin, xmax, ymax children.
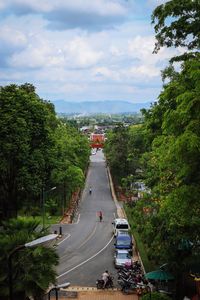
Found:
<box><xmin>116</xmin><ymin>230</ymin><xmax>131</xmax><ymax>238</ymax></box>
<box><xmin>112</xmin><ymin>218</ymin><xmax>130</xmax><ymax>236</ymax></box>
<box><xmin>91</xmin><ymin>149</ymin><xmax>96</xmax><ymax>155</ymax></box>
<box><xmin>114</xmin><ymin>249</ymin><xmax>132</xmax><ymax>268</ymax></box>
<box><xmin>114</xmin><ymin>233</ymin><xmax>133</xmax><ymax>255</ymax></box>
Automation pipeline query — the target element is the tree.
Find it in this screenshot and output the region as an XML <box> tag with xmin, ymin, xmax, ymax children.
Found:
<box><xmin>152</xmin><ymin>0</ymin><xmax>200</xmax><ymax>61</ymax></box>
<box><xmin>51</xmin><ymin>121</ymin><xmax>89</xmax><ymax>211</ymax></box>
<box><xmin>0</xmin><ymin>217</ymin><xmax>59</xmax><ymax>300</ymax></box>
<box><xmin>0</xmin><ymin>84</ymin><xmax>58</xmax><ymax>220</ymax></box>
<box><xmin>104</xmin><ymin>125</ymin><xmax>130</xmax><ymax>184</ymax></box>
<box><xmin>138</xmin><ymin>54</ymin><xmax>200</xmax><ymax>298</ymax></box>
<box><xmin>124</xmin><ymin>2</ymin><xmax>200</xmax><ymax>296</ymax></box>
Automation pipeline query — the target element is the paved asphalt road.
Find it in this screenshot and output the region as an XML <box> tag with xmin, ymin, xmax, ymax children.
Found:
<box><xmin>52</xmin><ymin>149</ymin><xmax>119</xmax><ymax>287</ymax></box>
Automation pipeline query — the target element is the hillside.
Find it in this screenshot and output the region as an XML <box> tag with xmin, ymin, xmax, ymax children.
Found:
<box><xmin>52</xmin><ymin>100</ymin><xmax>151</xmax><ymax>114</ymax></box>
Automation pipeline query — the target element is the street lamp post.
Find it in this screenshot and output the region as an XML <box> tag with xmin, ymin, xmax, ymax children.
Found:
<box><xmin>42</xmin><ymin>186</ymin><xmax>56</xmax><ymax>229</ymax></box>
<box><xmin>8</xmin><ymin>234</ymin><xmax>58</xmax><ymax>300</ymax></box>
<box><xmin>48</xmin><ymin>283</ymin><xmax>70</xmax><ymax>300</ymax></box>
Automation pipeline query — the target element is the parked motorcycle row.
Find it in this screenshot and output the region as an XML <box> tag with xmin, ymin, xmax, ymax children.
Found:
<box><xmin>117</xmin><ymin>261</ymin><xmax>151</xmax><ymax>295</ymax></box>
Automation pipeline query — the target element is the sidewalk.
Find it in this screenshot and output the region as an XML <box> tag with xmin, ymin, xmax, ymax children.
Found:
<box><xmin>50</xmin><ymin>288</ymin><xmax>139</xmax><ymax>300</ymax></box>
<box><xmin>70</xmin><ymin>290</ymin><xmax>139</xmax><ymax>299</ymax></box>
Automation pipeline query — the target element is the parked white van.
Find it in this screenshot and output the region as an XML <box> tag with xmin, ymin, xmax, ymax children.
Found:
<box><xmin>112</xmin><ymin>218</ymin><xmax>130</xmax><ymax>236</ymax></box>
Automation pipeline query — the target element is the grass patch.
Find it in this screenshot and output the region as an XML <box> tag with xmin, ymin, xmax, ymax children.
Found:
<box><xmin>33</xmin><ymin>215</ymin><xmax>61</xmax><ymax>225</ymax></box>
<box><xmin>132</xmin><ymin>228</ymin><xmax>155</xmax><ymax>272</ymax></box>
<box><xmin>125</xmin><ymin>206</ymin><xmax>156</xmax><ymax>272</ymax></box>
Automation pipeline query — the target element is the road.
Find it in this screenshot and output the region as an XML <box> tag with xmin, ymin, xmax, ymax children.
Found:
<box><xmin>52</xmin><ymin>149</ymin><xmax>119</xmax><ymax>287</ymax></box>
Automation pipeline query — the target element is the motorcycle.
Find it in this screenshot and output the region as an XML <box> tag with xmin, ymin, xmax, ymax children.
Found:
<box><xmin>117</xmin><ymin>276</ymin><xmax>137</xmax><ymax>294</ymax></box>
<box><xmin>118</xmin><ymin>275</ymin><xmax>151</xmax><ymax>295</ymax></box>
<box><xmin>96</xmin><ymin>275</ymin><xmax>114</xmax><ymax>289</ymax></box>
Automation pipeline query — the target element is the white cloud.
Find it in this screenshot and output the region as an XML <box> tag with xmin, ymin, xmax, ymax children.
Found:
<box><xmin>63</xmin><ymin>37</ymin><xmax>103</xmax><ymax>68</ymax></box>
<box><xmin>92</xmin><ymin>66</ymin><xmax>120</xmax><ymax>81</ymax></box>
<box><xmin>128</xmin><ymin>35</ymin><xmax>179</xmax><ymax>66</ymax></box>
<box><xmin>1</xmin><ymin>0</ymin><xmax>129</xmax><ymax>31</ymax></box>
<box><xmin>0</xmin><ymin>0</ymin><xmax>175</xmax><ymax>103</ymax></box>
<box><xmin>2</xmin><ymin>0</ymin><xmax>128</xmax><ymax>16</ymax></box>
<box><xmin>129</xmin><ymin>65</ymin><xmax>160</xmax><ymax>79</ymax></box>
<box><xmin>8</xmin><ymin>34</ymin><xmax>103</xmax><ymax>70</ymax></box>
<box><xmin>0</xmin><ymin>25</ymin><xmax>27</xmax><ymax>49</ymax></box>
<box><xmin>9</xmin><ymin>38</ymin><xmax>63</xmax><ymax>68</ymax></box>
<box><xmin>58</xmin><ymin>0</ymin><xmax>127</xmax><ymax>16</ymax></box>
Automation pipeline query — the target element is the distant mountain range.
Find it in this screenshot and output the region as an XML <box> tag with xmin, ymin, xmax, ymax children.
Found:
<box><xmin>52</xmin><ymin>100</ymin><xmax>151</xmax><ymax>114</ymax></box>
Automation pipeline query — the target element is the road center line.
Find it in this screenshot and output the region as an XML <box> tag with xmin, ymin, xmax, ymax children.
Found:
<box><xmin>59</xmin><ymin>222</ymin><xmax>98</xmax><ymax>261</ymax></box>
<box><xmin>57</xmin><ymin>235</ymin><xmax>114</xmax><ymax>279</ymax></box>
<box><xmin>77</xmin><ymin>222</ymin><xmax>97</xmax><ymax>250</ymax></box>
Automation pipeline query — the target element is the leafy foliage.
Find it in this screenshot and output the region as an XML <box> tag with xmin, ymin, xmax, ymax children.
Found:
<box><xmin>138</xmin><ymin>56</ymin><xmax>200</xmax><ymax>268</ymax></box>
<box><xmin>0</xmin><ymin>83</ymin><xmax>90</xmax><ymax>221</ymax></box>
<box><xmin>105</xmin><ymin>2</ymin><xmax>200</xmax><ymax>297</ymax></box>
<box><xmin>0</xmin><ymin>217</ymin><xmax>59</xmax><ymax>300</ymax></box>
<box><xmin>104</xmin><ymin>124</ymin><xmax>146</xmax><ymax>186</ymax></box>
<box><xmin>0</xmin><ymin>84</ymin><xmax>57</xmax><ymax>219</ymax></box>
<box><xmin>152</xmin><ymin>0</ymin><xmax>200</xmax><ymax>61</ymax></box>
<box><xmin>142</xmin><ymin>292</ymin><xmax>171</xmax><ymax>300</ymax></box>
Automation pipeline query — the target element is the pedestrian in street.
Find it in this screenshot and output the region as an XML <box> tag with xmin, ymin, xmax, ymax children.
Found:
<box><xmin>99</xmin><ymin>210</ymin><xmax>103</xmax><ymax>222</ymax></box>
<box><xmin>89</xmin><ymin>187</ymin><xmax>92</xmax><ymax>194</ymax></box>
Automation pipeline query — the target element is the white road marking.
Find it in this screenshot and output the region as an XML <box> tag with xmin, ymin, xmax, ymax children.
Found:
<box><xmin>57</xmin><ymin>235</ymin><xmax>114</xmax><ymax>279</ymax></box>
<box><xmin>77</xmin><ymin>223</ymin><xmax>97</xmax><ymax>250</ymax></box>
<box><xmin>59</xmin><ymin>223</ymin><xmax>97</xmax><ymax>261</ymax></box>
<box><xmin>57</xmin><ymin>233</ymin><xmax>71</xmax><ymax>246</ymax></box>
<box><xmin>73</xmin><ymin>213</ymin><xmax>80</xmax><ymax>224</ymax></box>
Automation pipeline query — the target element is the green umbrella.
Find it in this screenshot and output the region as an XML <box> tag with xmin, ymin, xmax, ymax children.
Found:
<box><xmin>145</xmin><ymin>269</ymin><xmax>174</xmax><ymax>281</ymax></box>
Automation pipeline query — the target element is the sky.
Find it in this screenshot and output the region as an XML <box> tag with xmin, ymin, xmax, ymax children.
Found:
<box><xmin>0</xmin><ymin>0</ymin><xmax>180</xmax><ymax>104</ymax></box>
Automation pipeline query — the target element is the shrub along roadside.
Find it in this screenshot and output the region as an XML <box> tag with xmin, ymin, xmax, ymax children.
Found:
<box><xmin>125</xmin><ymin>205</ymin><xmax>155</xmax><ymax>273</ymax></box>
<box><xmin>141</xmin><ymin>292</ymin><xmax>171</xmax><ymax>300</ymax></box>
<box><xmin>0</xmin><ymin>217</ymin><xmax>59</xmax><ymax>300</ymax></box>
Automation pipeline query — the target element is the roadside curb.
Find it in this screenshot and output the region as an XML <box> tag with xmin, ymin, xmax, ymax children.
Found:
<box><xmin>106</xmin><ymin>166</ymin><xmax>125</xmax><ymax>219</ymax></box>
<box><xmin>65</xmin><ymin>286</ymin><xmax>120</xmax><ymax>291</ymax></box>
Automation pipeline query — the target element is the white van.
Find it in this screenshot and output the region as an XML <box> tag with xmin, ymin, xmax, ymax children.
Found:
<box><xmin>112</xmin><ymin>218</ymin><xmax>130</xmax><ymax>237</ymax></box>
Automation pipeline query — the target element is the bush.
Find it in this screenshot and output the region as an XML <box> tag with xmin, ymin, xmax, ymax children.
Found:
<box><xmin>142</xmin><ymin>292</ymin><xmax>171</xmax><ymax>300</ymax></box>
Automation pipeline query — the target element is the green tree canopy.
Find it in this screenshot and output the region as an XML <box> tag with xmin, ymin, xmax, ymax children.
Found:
<box><xmin>0</xmin><ymin>217</ymin><xmax>59</xmax><ymax>300</ymax></box>
<box><xmin>0</xmin><ymin>84</ymin><xmax>90</xmax><ymax>221</ymax></box>
<box><xmin>152</xmin><ymin>0</ymin><xmax>200</xmax><ymax>61</ymax></box>
<box><xmin>0</xmin><ymin>84</ymin><xmax>57</xmax><ymax>219</ymax></box>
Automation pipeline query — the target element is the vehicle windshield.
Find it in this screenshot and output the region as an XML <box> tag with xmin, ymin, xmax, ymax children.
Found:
<box><xmin>116</xmin><ymin>224</ymin><xmax>128</xmax><ymax>229</ymax></box>
<box><xmin>117</xmin><ymin>239</ymin><xmax>131</xmax><ymax>246</ymax></box>
<box><xmin>117</xmin><ymin>252</ymin><xmax>131</xmax><ymax>259</ymax></box>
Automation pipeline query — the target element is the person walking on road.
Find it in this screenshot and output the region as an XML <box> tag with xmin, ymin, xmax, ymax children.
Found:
<box><xmin>99</xmin><ymin>210</ymin><xmax>103</xmax><ymax>222</ymax></box>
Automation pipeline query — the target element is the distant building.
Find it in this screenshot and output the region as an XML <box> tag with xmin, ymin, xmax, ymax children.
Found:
<box><xmin>90</xmin><ymin>133</ymin><xmax>105</xmax><ymax>148</ymax></box>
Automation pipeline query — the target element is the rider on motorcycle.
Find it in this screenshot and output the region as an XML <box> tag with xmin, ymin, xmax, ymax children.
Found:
<box><xmin>102</xmin><ymin>270</ymin><xmax>109</xmax><ymax>288</ymax></box>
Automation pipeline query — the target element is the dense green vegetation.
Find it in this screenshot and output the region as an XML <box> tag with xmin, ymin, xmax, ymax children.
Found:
<box><xmin>142</xmin><ymin>292</ymin><xmax>171</xmax><ymax>300</ymax></box>
<box><xmin>104</xmin><ymin>125</ymin><xmax>145</xmax><ymax>186</ymax></box>
<box><xmin>0</xmin><ymin>83</ymin><xmax>90</xmax><ymax>221</ymax></box>
<box><xmin>105</xmin><ymin>1</ymin><xmax>200</xmax><ymax>298</ymax></box>
<box><xmin>0</xmin><ymin>217</ymin><xmax>59</xmax><ymax>300</ymax></box>
<box><xmin>0</xmin><ymin>83</ymin><xmax>90</xmax><ymax>299</ymax></box>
